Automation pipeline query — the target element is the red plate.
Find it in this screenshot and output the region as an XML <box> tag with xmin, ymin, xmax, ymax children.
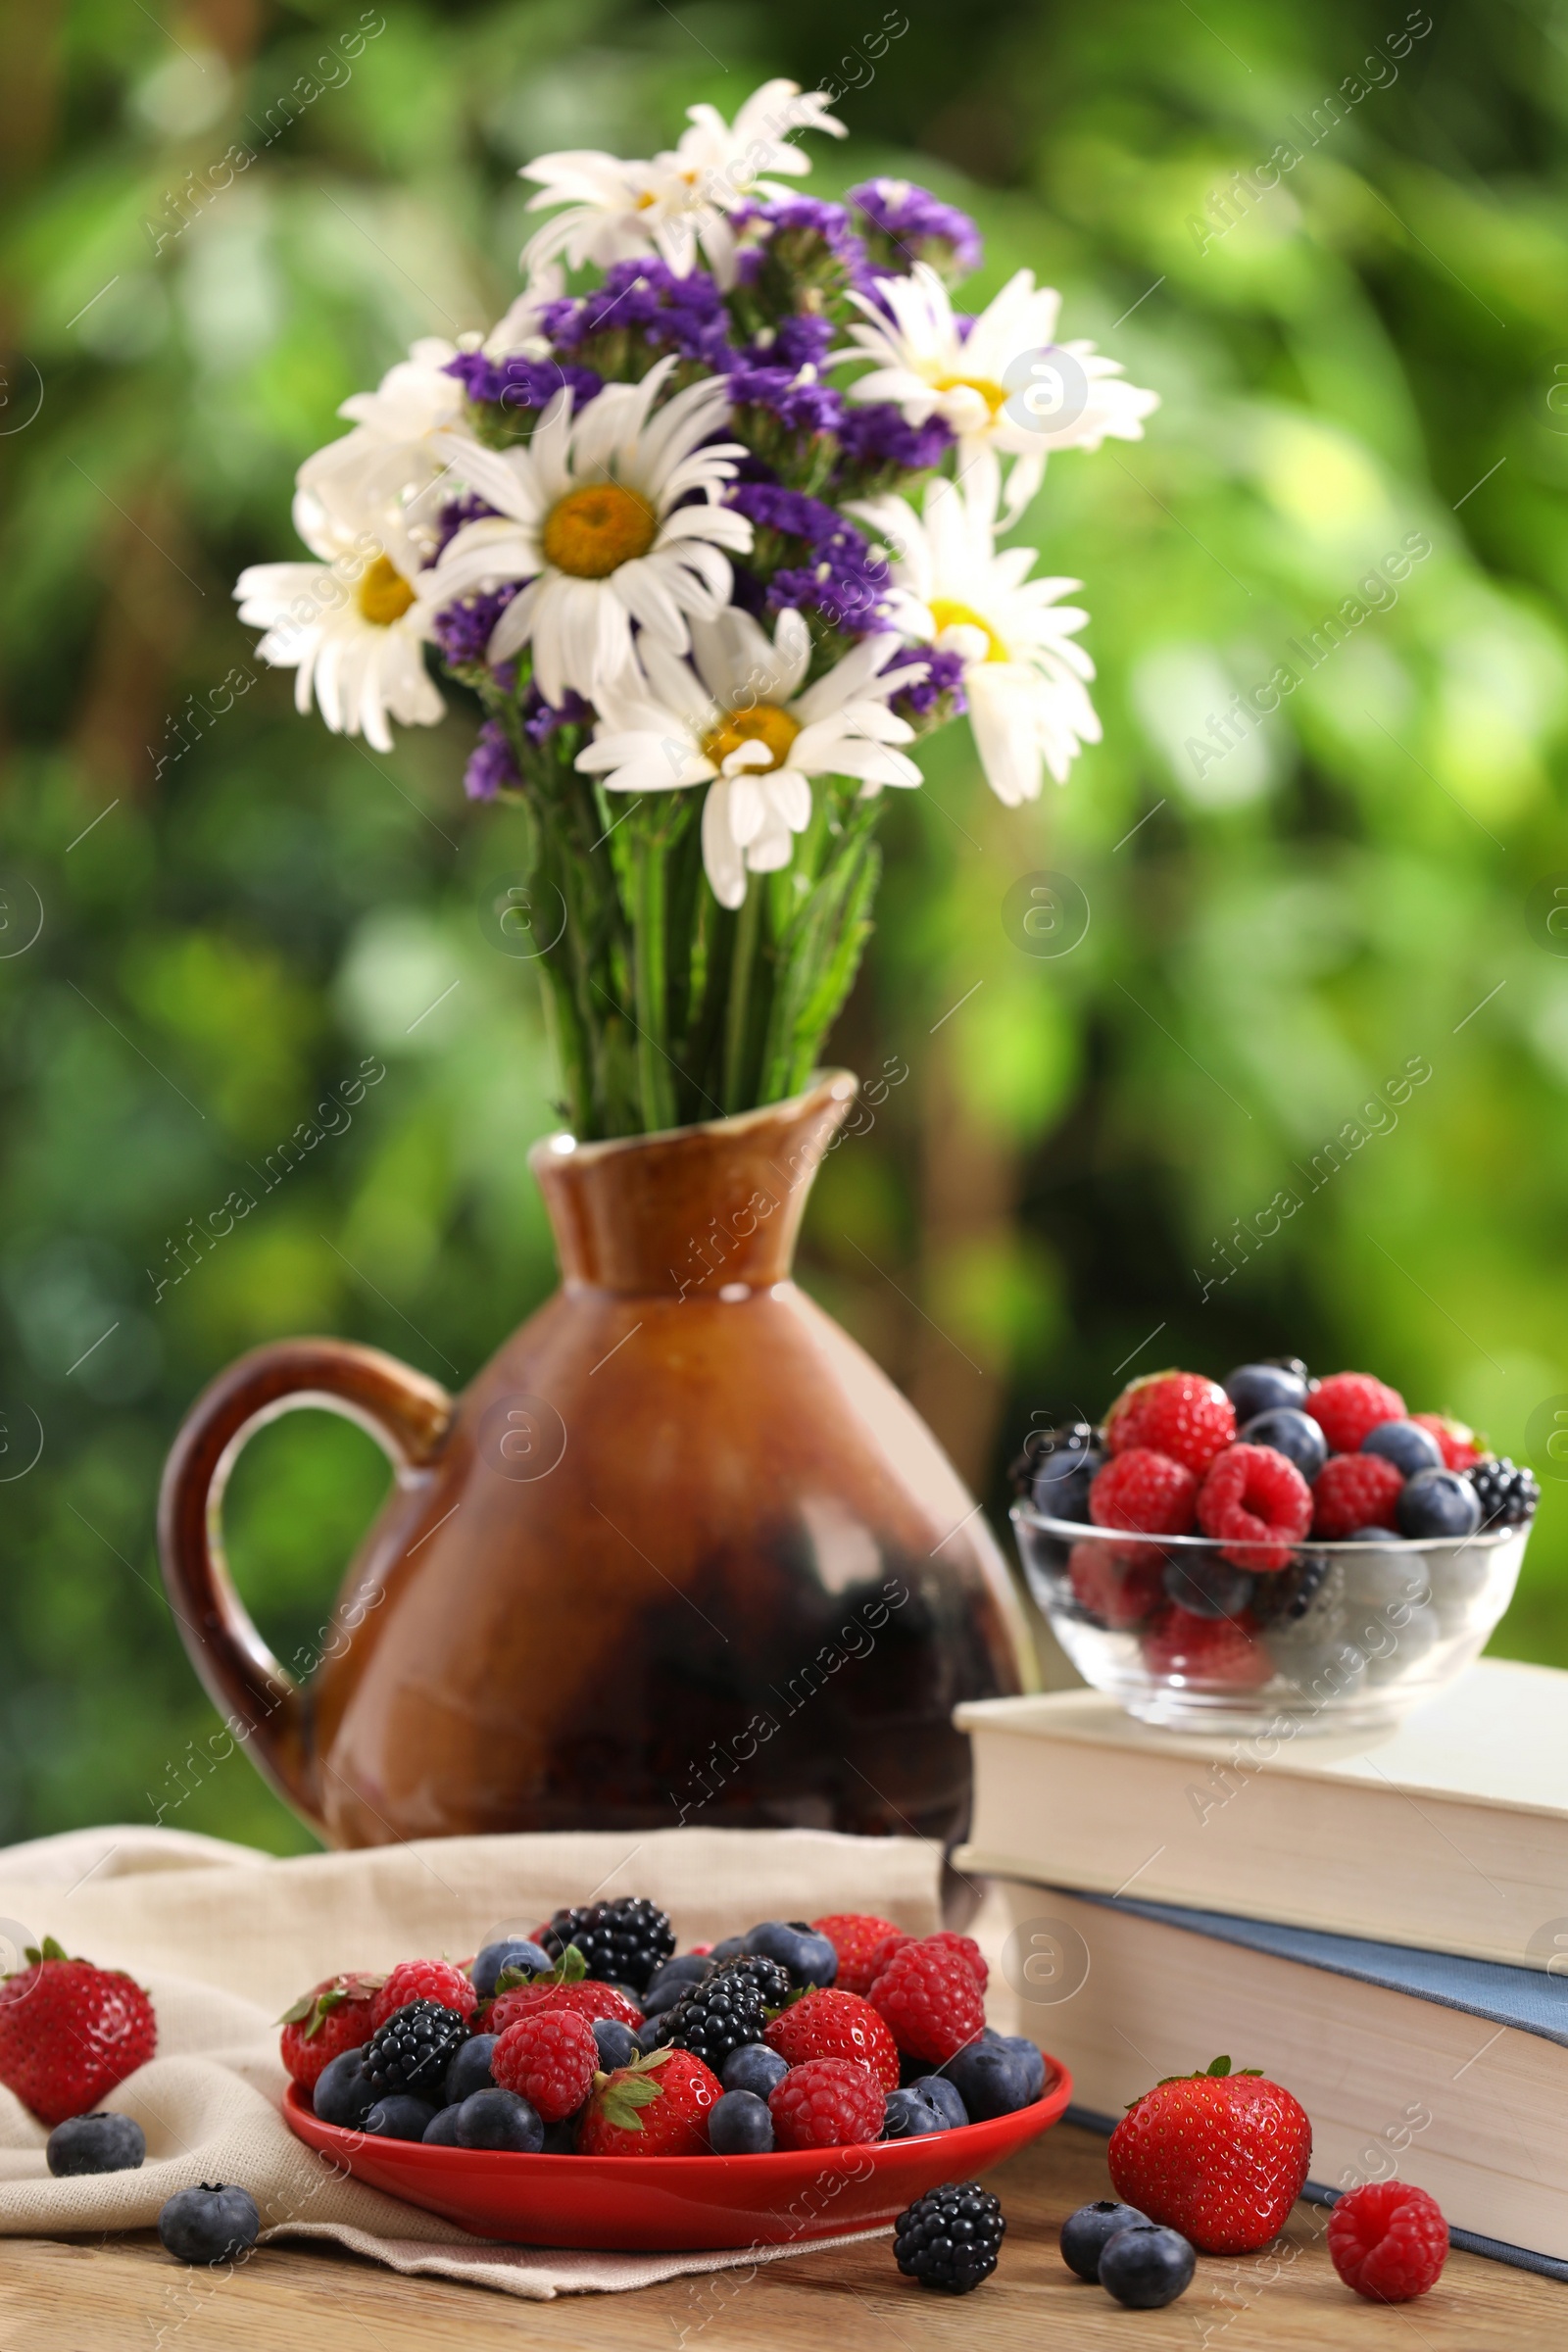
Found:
<box><xmin>283</xmin><ymin>2063</ymin><xmax>1072</xmax><ymax>2249</ymax></box>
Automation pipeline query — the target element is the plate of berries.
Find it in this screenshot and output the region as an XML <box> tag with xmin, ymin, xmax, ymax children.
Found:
<box><xmin>1010</xmin><ymin>1361</ymin><xmax>1538</xmax><ymax>1734</ymax></box>
<box><xmin>280</xmin><ymin>1906</ymin><xmax>1071</xmax><ymax>2249</ymax></box>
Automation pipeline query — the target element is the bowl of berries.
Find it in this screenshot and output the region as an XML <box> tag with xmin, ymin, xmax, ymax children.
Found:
<box><xmin>1010</xmin><ymin>1362</ymin><xmax>1538</xmax><ymax>1735</ymax></box>
<box><xmin>280</xmin><ymin>1905</ymin><xmax>1070</xmax><ymax>2248</ymax></box>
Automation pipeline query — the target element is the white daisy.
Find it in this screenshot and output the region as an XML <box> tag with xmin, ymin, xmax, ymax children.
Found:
<box><xmin>422</xmin><ymin>358</ymin><xmax>753</xmax><ymax>705</ymax></box>
<box><xmin>297</xmin><ymin>337</ymin><xmax>470</xmax><ymax>549</ymax></box>
<box><xmin>839</xmin><ymin>263</ymin><xmax>1158</xmax><ymax>521</ymax></box>
<box><xmin>235</xmin><ymin>489</ymin><xmax>442</xmax><ymax>755</ymax></box>
<box><xmin>853</xmin><ymin>450</ymin><xmax>1101</xmax><ymax>805</ymax></box>
<box><xmin>574</xmin><ymin>607</ymin><xmax>922</xmax><ymax>908</ymax></box>
<box><xmin>519</xmin><ymin>79</ymin><xmax>844</xmax><ymax>283</ymax></box>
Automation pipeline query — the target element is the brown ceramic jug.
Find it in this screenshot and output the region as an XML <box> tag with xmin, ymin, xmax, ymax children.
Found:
<box><xmin>157</xmin><ymin>1072</ymin><xmax>1031</xmax><ymax>1847</ymax></box>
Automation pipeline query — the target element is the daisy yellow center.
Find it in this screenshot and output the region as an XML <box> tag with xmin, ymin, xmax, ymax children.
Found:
<box><xmin>932</xmin><ymin>372</ymin><xmax>1009</xmax><ymax>418</ymax></box>
<box><xmin>928</xmin><ymin>597</ymin><xmax>1007</xmax><ymax>662</ymax></box>
<box><xmin>703</xmin><ymin>704</ymin><xmax>800</xmax><ymax>772</ymax></box>
<box><xmin>358</xmin><ymin>556</ymin><xmax>416</xmax><ymax>627</ymax></box>
<box><xmin>542</xmin><ymin>483</ymin><xmax>658</xmax><ymax>579</ymax></box>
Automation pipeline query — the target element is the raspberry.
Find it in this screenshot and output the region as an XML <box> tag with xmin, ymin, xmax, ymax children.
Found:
<box><xmin>868</xmin><ymin>1939</ymin><xmax>985</xmax><ymax>2063</ymax></box>
<box><xmin>1142</xmin><ymin>1606</ymin><xmax>1271</xmax><ymax>1688</ymax></box>
<box><xmin>1411</xmin><ymin>1413</ymin><xmax>1483</xmax><ymax>1471</ymax></box>
<box><xmin>278</xmin><ymin>1972</ymin><xmax>382</xmax><ymax>2090</ymax></box>
<box><xmin>1197</xmin><ymin>1443</ymin><xmax>1312</xmax><ymax>1571</ymax></box>
<box><xmin>1089</xmin><ymin>1449</ymin><xmax>1199</xmax><ymax>1539</ymax></box>
<box><xmin>924</xmin><ymin>1931</ymin><xmax>988</xmax><ymax>1991</ymax></box>
<box><xmin>1311</xmin><ymin>1452</ymin><xmax>1403</xmax><ymax>1539</ymax></box>
<box><xmin>1328</xmin><ymin>2180</ymin><xmax>1448</xmax><ymax>2302</ymax></box>
<box><xmin>491</xmin><ymin>2008</ymin><xmax>598</xmax><ymax>2122</ymax></box>
<box><xmin>1307</xmin><ymin>1372</ymin><xmax>1405</xmax><ymax>1455</ymax></box>
<box><xmin>1106</xmin><ymin>1371</ymin><xmax>1236</xmax><ymax>1476</ymax></box>
<box><xmin>370</xmin><ymin>1960</ymin><xmax>475</xmax><ymax>2031</ymax></box>
<box><xmin>489</xmin><ymin>1979</ymin><xmax>642</xmax><ymax>2034</ymax></box>
<box><xmin>768</xmin><ymin>2055</ymin><xmax>885</xmax><ymax>2150</ymax></box>
<box><xmin>811</xmin><ymin>1914</ymin><xmax>904</xmax><ymax>1998</ymax></box>
<box><xmin>764</xmin><ymin>1987</ymin><xmax>900</xmax><ymax>2090</ymax></box>
<box><xmin>1068</xmin><ymin>1542</ymin><xmax>1163</xmax><ymax>1628</ymax></box>
<box><xmin>865</xmin><ymin>1931</ymin><xmax>916</xmax><ymax>1984</ymax></box>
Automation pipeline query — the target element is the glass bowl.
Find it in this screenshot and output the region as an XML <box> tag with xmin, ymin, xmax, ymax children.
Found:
<box><xmin>1011</xmin><ymin>1501</ymin><xmax>1530</xmax><ymax>1736</ymax></box>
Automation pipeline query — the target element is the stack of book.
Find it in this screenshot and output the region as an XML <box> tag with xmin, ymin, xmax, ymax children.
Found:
<box><xmin>956</xmin><ymin>1657</ymin><xmax>1568</xmax><ymax>2274</ymax></box>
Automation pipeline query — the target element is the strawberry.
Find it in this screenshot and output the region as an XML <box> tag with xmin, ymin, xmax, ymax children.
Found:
<box><xmin>810</xmin><ymin>1913</ymin><xmax>904</xmax><ymax>1997</ymax></box>
<box><xmin>575</xmin><ymin>2045</ymin><xmax>721</xmax><ymax>2155</ymax></box>
<box><xmin>1108</xmin><ymin>2056</ymin><xmax>1312</xmax><ymax>2254</ymax></box>
<box><xmin>1142</xmin><ymin>1607</ymin><xmax>1271</xmax><ymax>1688</ymax></box>
<box><xmin>278</xmin><ymin>1971</ymin><xmax>383</xmax><ymax>2090</ymax></box>
<box><xmin>0</xmin><ymin>1936</ymin><xmax>157</xmax><ymax>2127</ymax></box>
<box><xmin>487</xmin><ymin>1942</ymin><xmax>642</xmax><ymax>2034</ymax></box>
<box><xmin>764</xmin><ymin>1987</ymin><xmax>900</xmax><ymax>2090</ymax></box>
<box><xmin>1105</xmin><ymin>1372</ymin><xmax>1235</xmax><ymax>1476</ymax></box>
<box><xmin>1411</xmin><ymin>1412</ymin><xmax>1483</xmax><ymax>1471</ymax></box>
<box><xmin>1068</xmin><ymin>1540</ymin><xmax>1163</xmax><ymax>1629</ymax></box>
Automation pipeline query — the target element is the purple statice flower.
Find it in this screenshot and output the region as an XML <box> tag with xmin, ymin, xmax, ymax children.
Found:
<box><xmin>726</xmin><ymin>481</ymin><xmax>842</xmax><ymax>543</ymax></box>
<box><xmin>890</xmin><ymin>647</ymin><xmax>968</xmax><ymax>726</ymax></box>
<box><xmin>444</xmin><ymin>350</ymin><xmax>603</xmax><ymax>416</ymax></box>
<box><xmin>743</xmin><ymin>313</ymin><xmax>836</xmax><ymax>372</ymax></box>
<box><xmin>725</xmin><ymin>363</ymin><xmax>843</xmax><ymax>437</ymax></box>
<box><xmin>540</xmin><ymin>259</ymin><xmax>734</xmax><ymax>371</ymax></box>
<box><xmin>429</xmin><ymin>494</ymin><xmax>492</xmax><ymax>564</ymax></box>
<box><xmin>465</xmin><ymin>718</ymin><xmax>521</xmax><ymax>802</ymax></box>
<box><xmin>431</xmin><ymin>583</ymin><xmax>519</xmax><ymax>667</ymax></box>
<box><xmin>736</xmin><ymin>196</ymin><xmax>865</xmax><ymax>270</ymax></box>
<box><xmin>847</xmin><ymin>178</ymin><xmax>983</xmax><ymax>281</ymax></box>
<box><xmin>768</xmin><ymin>521</ymin><xmax>892</xmax><ymax>634</ymax></box>
<box><xmin>520</xmin><ymin>685</ymin><xmax>592</xmax><ymax>746</ymax></box>
<box><xmin>836</xmin><ymin>401</ymin><xmax>956</xmax><ymax>478</ymax></box>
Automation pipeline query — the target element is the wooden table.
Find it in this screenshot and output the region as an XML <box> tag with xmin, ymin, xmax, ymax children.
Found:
<box><xmin>1</xmin><ymin>2123</ymin><xmax>1556</xmax><ymax>2349</ymax></box>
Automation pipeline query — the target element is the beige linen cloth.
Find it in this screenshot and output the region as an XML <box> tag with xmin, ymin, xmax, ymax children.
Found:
<box><xmin>0</xmin><ymin>1823</ymin><xmax>944</xmax><ymax>2299</ymax></box>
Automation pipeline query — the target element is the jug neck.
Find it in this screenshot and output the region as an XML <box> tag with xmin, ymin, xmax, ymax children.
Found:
<box><xmin>528</xmin><ymin>1073</ymin><xmax>857</xmax><ymax>1298</ymax></box>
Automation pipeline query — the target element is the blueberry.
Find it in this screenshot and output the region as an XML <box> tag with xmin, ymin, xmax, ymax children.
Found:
<box><xmin>1016</xmin><ymin>1422</ymin><xmax>1104</xmax><ymax>1523</ymax></box>
<box><xmin>882</xmin><ymin>2086</ymin><xmax>947</xmax><ymax>2139</ymax></box>
<box><xmin>313</xmin><ymin>2049</ymin><xmax>377</xmax><ymax>2129</ymax></box>
<box><xmin>46</xmin><ymin>2112</ymin><xmax>146</xmax><ymax>2176</ymax></box>
<box><xmin>593</xmin><ymin>2019</ymin><xmax>639</xmax><ymax>2073</ymax></box>
<box><xmin>707</xmin><ymin>1933</ymin><xmax>751</xmax><ymax>1963</ymax></box>
<box><xmin>363</xmin><ymin>2095</ymin><xmax>439</xmax><ymax>2141</ymax></box>
<box><xmin>1348</xmin><ymin>1525</ymin><xmax>1399</xmax><ymax>1544</ymax></box>
<box><xmin>1059</xmin><ymin>2199</ymin><xmax>1152</xmax><ymax>2282</ymax></box>
<box><xmin>1362</xmin><ymin>1419</ymin><xmax>1444</xmax><ymax>1476</ymax></box>
<box><xmin>1241</xmin><ymin>1405</ymin><xmax>1327</xmax><ymax>1482</ymax></box>
<box><xmin>470</xmin><ymin>1938</ymin><xmax>552</xmax><ymax>2000</ymax></box>
<box><xmin>422</xmin><ymin>2105</ymin><xmax>464</xmax><ymax>2144</ymax></box>
<box><xmin>157</xmin><ymin>2183</ymin><xmax>261</xmax><ymax>2267</ymax></box>
<box><xmin>444</xmin><ymin>2033</ymin><xmax>498</xmax><ymax>2107</ymax></box>
<box><xmin>720</xmin><ymin>2041</ymin><xmax>790</xmax><ymax>2099</ymax></box>
<box><xmin>982</xmin><ymin>2034</ymin><xmax>1046</xmax><ymax>2103</ymax></box>
<box><xmin>744</xmin><ymin>1921</ymin><xmax>838</xmax><ymax>1988</ymax></box>
<box><xmin>454</xmin><ymin>2087</ymin><xmax>545</xmax><ymax>2152</ymax></box>
<box><xmin>1162</xmin><ymin>1550</ymin><xmax>1253</xmax><ymax>1620</ymax></box>
<box><xmin>1226</xmin><ymin>1362</ymin><xmax>1307</xmax><ymax>1420</ymax></box>
<box><xmin>1397</xmin><ymin>1467</ymin><xmax>1482</xmax><ymax>1540</ymax></box>
<box><xmin>635</xmin><ymin>2016</ymin><xmax>665</xmax><ymax>2054</ymax></box>
<box><xmin>643</xmin><ymin>1955</ymin><xmax>712</xmax><ymax>2013</ymax></box>
<box><xmin>938</xmin><ymin>2038</ymin><xmax>1034</xmax><ymax>2121</ymax></box>
<box><xmin>1099</xmin><ymin>2222</ymin><xmax>1197</xmax><ymax>2308</ymax></box>
<box><xmin>708</xmin><ymin>2088</ymin><xmax>775</xmax><ymax>2153</ymax></box>
<box><xmin>541</xmin><ymin>2113</ymin><xmax>580</xmax><ymax>2152</ymax></box>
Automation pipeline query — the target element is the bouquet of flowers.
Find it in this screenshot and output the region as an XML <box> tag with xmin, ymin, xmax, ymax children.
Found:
<box><xmin>235</xmin><ymin>80</ymin><xmax>1155</xmax><ymax>1140</ymax></box>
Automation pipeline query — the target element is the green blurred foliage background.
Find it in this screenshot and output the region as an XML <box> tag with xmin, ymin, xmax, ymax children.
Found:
<box><xmin>3</xmin><ymin>0</ymin><xmax>1567</xmax><ymax>1855</ymax></box>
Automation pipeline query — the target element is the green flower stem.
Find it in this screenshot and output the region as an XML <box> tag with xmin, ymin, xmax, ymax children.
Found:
<box><xmin>631</xmin><ymin>820</ymin><xmax>676</xmax><ymax>1133</ymax></box>
<box><xmin>722</xmin><ymin>875</ymin><xmax>761</xmax><ymax>1112</ymax></box>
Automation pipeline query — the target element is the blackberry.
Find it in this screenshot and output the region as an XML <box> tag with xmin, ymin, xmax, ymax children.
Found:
<box><xmin>541</xmin><ymin>1897</ymin><xmax>674</xmax><ymax>1994</ymax></box>
<box><xmin>894</xmin><ymin>2181</ymin><xmax>1005</xmax><ymax>2294</ymax></box>
<box><xmin>655</xmin><ymin>1957</ymin><xmax>785</xmax><ymax>2071</ymax></box>
<box><xmin>363</xmin><ymin>1998</ymin><xmax>469</xmax><ymax>2101</ymax></box>
<box><xmin>1468</xmin><ymin>1456</ymin><xmax>1540</xmax><ymax>1529</ymax></box>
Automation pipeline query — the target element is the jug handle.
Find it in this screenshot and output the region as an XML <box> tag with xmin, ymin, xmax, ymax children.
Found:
<box><xmin>156</xmin><ymin>1338</ymin><xmax>454</xmax><ymax>1832</ymax></box>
